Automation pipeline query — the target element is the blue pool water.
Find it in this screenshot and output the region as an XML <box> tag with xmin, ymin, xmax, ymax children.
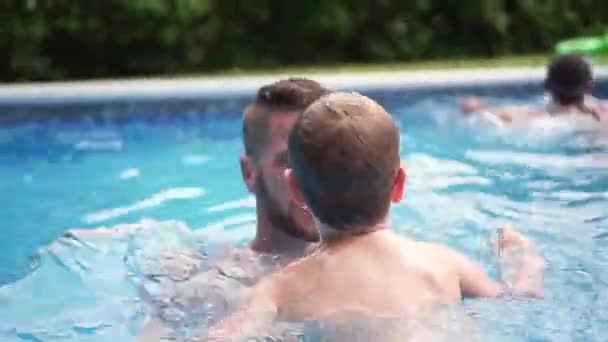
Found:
<box><xmin>0</xmin><ymin>87</ymin><xmax>607</xmax><ymax>341</ymax></box>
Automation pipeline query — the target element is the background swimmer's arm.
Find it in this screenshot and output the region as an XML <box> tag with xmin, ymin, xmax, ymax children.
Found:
<box><xmin>461</xmin><ymin>97</ymin><xmax>488</xmax><ymax>114</ymax></box>
<box><xmin>460</xmin><ymin>97</ymin><xmax>514</xmax><ymax>124</ymax></box>
<box><xmin>461</xmin><ymin>96</ymin><xmax>548</xmax><ymax>124</ymax></box>
<box><xmin>205</xmin><ymin>277</ymin><xmax>279</xmax><ymax>341</ymax></box>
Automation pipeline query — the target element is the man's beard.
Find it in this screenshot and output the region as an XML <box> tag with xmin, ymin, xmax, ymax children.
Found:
<box><xmin>256</xmin><ymin>173</ymin><xmax>318</xmax><ymax>242</ymax></box>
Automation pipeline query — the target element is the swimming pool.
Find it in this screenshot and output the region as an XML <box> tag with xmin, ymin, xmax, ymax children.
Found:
<box><xmin>0</xmin><ymin>72</ymin><xmax>607</xmax><ymax>341</ymax></box>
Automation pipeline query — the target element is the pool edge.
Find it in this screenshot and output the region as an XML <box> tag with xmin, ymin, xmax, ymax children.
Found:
<box><xmin>2</xmin><ymin>66</ymin><xmax>608</xmax><ymax>107</ymax></box>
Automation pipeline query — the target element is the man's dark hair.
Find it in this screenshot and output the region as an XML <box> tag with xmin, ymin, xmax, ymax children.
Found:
<box><xmin>545</xmin><ymin>53</ymin><xmax>593</xmax><ymax>104</ymax></box>
<box><xmin>288</xmin><ymin>92</ymin><xmax>401</xmax><ymax>232</ymax></box>
<box><xmin>243</xmin><ymin>78</ymin><xmax>330</xmax><ymax>160</ymax></box>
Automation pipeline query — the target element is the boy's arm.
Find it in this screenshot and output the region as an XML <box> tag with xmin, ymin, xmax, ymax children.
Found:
<box><xmin>453</xmin><ymin>226</ymin><xmax>544</xmax><ymax>299</ymax></box>
<box><xmin>492</xmin><ymin>226</ymin><xmax>545</xmax><ymax>298</ymax></box>
<box><xmin>448</xmin><ymin>250</ymin><xmax>505</xmax><ymax>299</ymax></box>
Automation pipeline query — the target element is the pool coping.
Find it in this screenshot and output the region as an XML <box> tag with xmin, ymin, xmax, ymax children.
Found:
<box><xmin>2</xmin><ymin>66</ymin><xmax>608</xmax><ymax>107</ymax></box>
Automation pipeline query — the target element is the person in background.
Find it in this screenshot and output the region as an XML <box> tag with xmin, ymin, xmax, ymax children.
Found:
<box><xmin>205</xmin><ymin>92</ymin><xmax>545</xmax><ymax>341</ymax></box>
<box><xmin>461</xmin><ymin>53</ymin><xmax>607</xmax><ymax>126</ymax></box>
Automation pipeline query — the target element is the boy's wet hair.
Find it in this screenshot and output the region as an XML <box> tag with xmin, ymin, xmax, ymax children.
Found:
<box><xmin>243</xmin><ymin>78</ymin><xmax>330</xmax><ymax>160</ymax></box>
<box><xmin>288</xmin><ymin>92</ymin><xmax>401</xmax><ymax>232</ymax></box>
<box><xmin>546</xmin><ymin>53</ymin><xmax>593</xmax><ymax>104</ymax></box>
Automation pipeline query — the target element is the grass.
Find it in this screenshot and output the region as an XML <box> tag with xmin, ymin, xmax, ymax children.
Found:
<box><xmin>10</xmin><ymin>53</ymin><xmax>608</xmax><ymax>84</ymax></box>
<box><xmin>201</xmin><ymin>53</ymin><xmax>608</xmax><ymax>78</ymax></box>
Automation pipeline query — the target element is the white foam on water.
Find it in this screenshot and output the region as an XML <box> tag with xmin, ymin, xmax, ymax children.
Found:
<box><xmin>1</xmin><ymin>219</ymin><xmax>204</xmax><ymax>342</ymax></box>
<box><xmin>201</xmin><ymin>213</ymin><xmax>257</xmax><ymax>243</ymax></box>
<box><xmin>118</xmin><ymin>168</ymin><xmax>140</xmax><ymax>180</ymax></box>
<box><xmin>74</xmin><ymin>140</ymin><xmax>123</xmax><ymax>151</ymax></box>
<box><xmin>538</xmin><ymin>190</ymin><xmax>607</xmax><ymax>202</ymax></box>
<box><xmin>423</xmin><ymin>175</ymin><xmax>492</xmax><ymax>189</ymax></box>
<box><xmin>408</xmin><ymin>153</ymin><xmax>478</xmax><ymax>175</ymax></box>
<box><xmin>207</xmin><ymin>196</ymin><xmax>256</xmax><ymax>213</ymax></box>
<box><xmin>83</xmin><ymin>187</ymin><xmax>204</xmax><ymax>224</ymax></box>
<box><xmin>466</xmin><ymin>150</ymin><xmax>608</xmax><ymax>170</ymax></box>
<box><xmin>183</xmin><ymin>154</ymin><xmax>210</xmax><ymax>165</ymax></box>
<box><xmin>207</xmin><ymin>213</ymin><xmax>256</xmax><ymax>229</ymax></box>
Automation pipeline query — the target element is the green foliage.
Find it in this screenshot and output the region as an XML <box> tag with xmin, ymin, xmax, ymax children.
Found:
<box><xmin>1</xmin><ymin>0</ymin><xmax>606</xmax><ymax>81</ymax></box>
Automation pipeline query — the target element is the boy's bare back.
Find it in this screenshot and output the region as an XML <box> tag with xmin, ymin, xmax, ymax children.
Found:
<box><xmin>249</xmin><ymin>226</ymin><xmax>540</xmax><ymax>320</ymax></box>
<box><xmin>271</xmin><ymin>230</ymin><xmax>461</xmax><ymax>321</ymax></box>
<box><xmin>208</xmin><ymin>226</ymin><xmax>541</xmax><ymax>340</ymax></box>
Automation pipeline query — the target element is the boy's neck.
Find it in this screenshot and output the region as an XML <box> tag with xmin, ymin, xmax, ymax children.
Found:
<box><xmin>318</xmin><ymin>221</ymin><xmax>389</xmax><ymax>245</ymax></box>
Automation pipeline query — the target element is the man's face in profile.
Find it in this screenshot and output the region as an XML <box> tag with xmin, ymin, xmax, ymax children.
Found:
<box><xmin>254</xmin><ymin>114</ymin><xmax>319</xmax><ymax>242</ymax></box>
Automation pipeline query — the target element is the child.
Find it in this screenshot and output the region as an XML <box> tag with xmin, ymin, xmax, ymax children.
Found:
<box><xmin>206</xmin><ymin>92</ymin><xmax>544</xmax><ymax>341</ymax></box>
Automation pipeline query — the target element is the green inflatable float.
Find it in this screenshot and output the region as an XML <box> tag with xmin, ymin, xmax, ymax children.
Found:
<box><xmin>555</xmin><ymin>31</ymin><xmax>608</xmax><ymax>55</ymax></box>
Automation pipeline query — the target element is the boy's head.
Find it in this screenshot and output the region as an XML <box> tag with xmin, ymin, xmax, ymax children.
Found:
<box><xmin>544</xmin><ymin>53</ymin><xmax>593</xmax><ymax>105</ymax></box>
<box><xmin>286</xmin><ymin>92</ymin><xmax>406</xmax><ymax>234</ymax></box>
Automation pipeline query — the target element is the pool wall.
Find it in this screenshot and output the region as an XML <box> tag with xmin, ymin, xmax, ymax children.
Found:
<box><xmin>1</xmin><ymin>67</ymin><xmax>607</xmax><ymax>124</ymax></box>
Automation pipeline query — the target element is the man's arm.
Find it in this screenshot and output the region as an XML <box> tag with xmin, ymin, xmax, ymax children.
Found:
<box><xmin>205</xmin><ymin>277</ymin><xmax>280</xmax><ymax>341</ymax></box>
<box><xmin>453</xmin><ymin>226</ymin><xmax>544</xmax><ymax>299</ymax></box>
<box><xmin>136</xmin><ymin>317</ymin><xmax>175</xmax><ymax>342</ymax></box>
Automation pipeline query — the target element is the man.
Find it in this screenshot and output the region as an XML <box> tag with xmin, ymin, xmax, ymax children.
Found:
<box><xmin>137</xmin><ymin>78</ymin><xmax>332</xmax><ymax>340</ymax></box>
<box><xmin>461</xmin><ymin>53</ymin><xmax>607</xmax><ymax>127</ymax></box>
<box><xmin>47</xmin><ymin>78</ymin><xmax>330</xmax><ymax>340</ymax></box>
<box><xmin>239</xmin><ymin>77</ymin><xmax>329</xmax><ymax>255</ymax></box>
<box><xmin>206</xmin><ymin>92</ymin><xmax>544</xmax><ymax>341</ymax></box>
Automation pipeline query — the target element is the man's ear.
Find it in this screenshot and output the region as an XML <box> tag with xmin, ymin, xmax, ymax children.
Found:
<box><xmin>240</xmin><ymin>155</ymin><xmax>257</xmax><ymax>193</ymax></box>
<box><xmin>391</xmin><ymin>162</ymin><xmax>407</xmax><ymax>203</ymax></box>
<box><xmin>285</xmin><ymin>169</ymin><xmax>306</xmax><ymax>207</ymax></box>
<box><xmin>584</xmin><ymin>80</ymin><xmax>594</xmax><ymax>94</ymax></box>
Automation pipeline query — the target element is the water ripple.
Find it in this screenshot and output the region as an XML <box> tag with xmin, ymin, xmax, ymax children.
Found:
<box><xmin>83</xmin><ymin>187</ymin><xmax>204</xmax><ymax>224</ymax></box>
<box><xmin>466</xmin><ymin>150</ymin><xmax>608</xmax><ymax>170</ymax></box>
<box><xmin>206</xmin><ymin>196</ymin><xmax>256</xmax><ymax>213</ymax></box>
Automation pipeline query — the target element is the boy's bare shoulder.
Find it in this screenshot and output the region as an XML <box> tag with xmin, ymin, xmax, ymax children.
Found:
<box><xmin>264</xmin><ymin>252</ymin><xmax>323</xmax><ymax>299</ymax></box>
<box><xmin>408</xmin><ymin>241</ymin><xmax>473</xmax><ymax>272</ymax></box>
<box><xmin>410</xmin><ymin>241</ymin><xmax>459</xmax><ymax>258</ymax></box>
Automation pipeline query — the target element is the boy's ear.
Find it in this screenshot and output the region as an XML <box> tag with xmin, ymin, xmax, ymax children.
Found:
<box><xmin>391</xmin><ymin>163</ymin><xmax>407</xmax><ymax>203</ymax></box>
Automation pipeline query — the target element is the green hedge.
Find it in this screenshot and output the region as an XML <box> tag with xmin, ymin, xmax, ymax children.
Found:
<box><xmin>2</xmin><ymin>0</ymin><xmax>607</xmax><ymax>82</ymax></box>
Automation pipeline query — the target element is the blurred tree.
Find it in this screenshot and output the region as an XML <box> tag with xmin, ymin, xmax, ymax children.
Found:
<box><xmin>1</xmin><ymin>0</ymin><xmax>606</xmax><ymax>81</ymax></box>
